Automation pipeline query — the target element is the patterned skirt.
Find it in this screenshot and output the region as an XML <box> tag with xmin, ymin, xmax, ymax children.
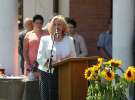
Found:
<box><xmin>39</xmin><ymin>70</ymin><xmax>58</xmax><ymax>100</ymax></box>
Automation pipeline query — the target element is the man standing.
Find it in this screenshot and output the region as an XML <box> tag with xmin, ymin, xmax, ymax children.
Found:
<box><xmin>97</xmin><ymin>20</ymin><xmax>112</xmax><ymax>59</ymax></box>
<box><xmin>19</xmin><ymin>18</ymin><xmax>33</xmax><ymax>74</ymax></box>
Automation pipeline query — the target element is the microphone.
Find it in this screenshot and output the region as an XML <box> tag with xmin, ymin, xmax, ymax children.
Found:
<box><xmin>54</xmin><ymin>25</ymin><xmax>59</xmax><ymax>38</ymax></box>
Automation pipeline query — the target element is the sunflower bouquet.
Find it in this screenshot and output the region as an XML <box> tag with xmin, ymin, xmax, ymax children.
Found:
<box><xmin>84</xmin><ymin>58</ymin><xmax>135</xmax><ymax>100</ymax></box>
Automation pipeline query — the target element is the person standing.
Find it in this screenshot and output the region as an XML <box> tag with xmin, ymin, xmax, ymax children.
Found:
<box><xmin>97</xmin><ymin>20</ymin><xmax>112</xmax><ymax>59</ymax></box>
<box><xmin>19</xmin><ymin>18</ymin><xmax>33</xmax><ymax>74</ymax></box>
<box><xmin>23</xmin><ymin>14</ymin><xmax>48</xmax><ymax>79</ymax></box>
<box><xmin>37</xmin><ymin>15</ymin><xmax>76</xmax><ymax>100</ymax></box>
<box><xmin>65</xmin><ymin>17</ymin><xmax>88</xmax><ymax>57</ymax></box>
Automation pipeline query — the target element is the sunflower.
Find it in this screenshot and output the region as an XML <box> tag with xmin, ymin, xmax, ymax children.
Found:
<box><xmin>108</xmin><ymin>59</ymin><xmax>122</xmax><ymax>67</ymax></box>
<box><xmin>132</xmin><ymin>67</ymin><xmax>135</xmax><ymax>80</ymax></box>
<box><xmin>84</xmin><ymin>67</ymin><xmax>94</xmax><ymax>80</ymax></box>
<box><xmin>93</xmin><ymin>65</ymin><xmax>100</xmax><ymax>70</ymax></box>
<box><xmin>103</xmin><ymin>69</ymin><xmax>115</xmax><ymax>81</ymax></box>
<box><xmin>124</xmin><ymin>66</ymin><xmax>135</xmax><ymax>81</ymax></box>
<box><xmin>100</xmin><ymin>70</ymin><xmax>106</xmax><ymax>78</ymax></box>
<box><xmin>92</xmin><ymin>66</ymin><xmax>100</xmax><ymax>80</ymax></box>
<box><xmin>133</xmin><ymin>69</ymin><xmax>135</xmax><ymax>80</ymax></box>
<box><xmin>97</xmin><ymin>58</ymin><xmax>103</xmax><ymax>68</ymax></box>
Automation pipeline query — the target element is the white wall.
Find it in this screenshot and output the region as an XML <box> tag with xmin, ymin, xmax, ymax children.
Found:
<box><xmin>0</xmin><ymin>0</ymin><xmax>18</xmax><ymax>75</ymax></box>
<box><xmin>23</xmin><ymin>0</ymin><xmax>53</xmax><ymax>25</ymax></box>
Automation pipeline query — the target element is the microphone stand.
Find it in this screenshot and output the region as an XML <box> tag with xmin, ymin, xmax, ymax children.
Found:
<box><xmin>47</xmin><ymin>25</ymin><xmax>58</xmax><ymax>72</ymax></box>
<box><xmin>47</xmin><ymin>34</ymin><xmax>55</xmax><ymax>73</ymax></box>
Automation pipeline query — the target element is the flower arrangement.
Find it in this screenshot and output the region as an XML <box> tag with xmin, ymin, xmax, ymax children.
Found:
<box><xmin>84</xmin><ymin>58</ymin><xmax>135</xmax><ymax>100</ymax></box>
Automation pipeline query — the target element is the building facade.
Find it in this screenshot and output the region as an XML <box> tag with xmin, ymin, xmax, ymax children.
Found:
<box><xmin>23</xmin><ymin>0</ymin><xmax>112</xmax><ymax>56</ymax></box>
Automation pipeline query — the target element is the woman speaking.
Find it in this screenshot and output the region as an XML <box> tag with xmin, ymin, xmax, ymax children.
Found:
<box><xmin>37</xmin><ymin>15</ymin><xmax>76</xmax><ymax>100</ymax></box>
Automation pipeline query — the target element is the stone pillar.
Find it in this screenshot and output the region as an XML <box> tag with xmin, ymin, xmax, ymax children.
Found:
<box><xmin>113</xmin><ymin>0</ymin><xmax>135</xmax><ymax>100</ymax></box>
<box><xmin>23</xmin><ymin>0</ymin><xmax>53</xmax><ymax>25</ymax></box>
<box><xmin>113</xmin><ymin>0</ymin><xmax>134</xmax><ymax>70</ymax></box>
<box><xmin>59</xmin><ymin>0</ymin><xmax>69</xmax><ymax>17</ymax></box>
<box><xmin>0</xmin><ymin>0</ymin><xmax>18</xmax><ymax>75</ymax></box>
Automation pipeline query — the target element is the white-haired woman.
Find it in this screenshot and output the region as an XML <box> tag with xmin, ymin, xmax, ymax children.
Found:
<box><xmin>37</xmin><ymin>15</ymin><xmax>76</xmax><ymax>100</ymax></box>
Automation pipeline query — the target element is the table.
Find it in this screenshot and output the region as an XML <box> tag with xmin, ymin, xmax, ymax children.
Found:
<box><xmin>0</xmin><ymin>78</ymin><xmax>41</xmax><ymax>100</ymax></box>
<box><xmin>22</xmin><ymin>80</ymin><xmax>41</xmax><ymax>100</ymax></box>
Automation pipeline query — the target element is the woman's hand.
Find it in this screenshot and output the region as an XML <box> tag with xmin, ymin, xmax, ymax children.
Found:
<box><xmin>24</xmin><ymin>61</ymin><xmax>31</xmax><ymax>76</ymax></box>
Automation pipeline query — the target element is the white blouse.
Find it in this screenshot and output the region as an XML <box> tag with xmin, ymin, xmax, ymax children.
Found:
<box><xmin>37</xmin><ymin>35</ymin><xmax>76</xmax><ymax>73</ymax></box>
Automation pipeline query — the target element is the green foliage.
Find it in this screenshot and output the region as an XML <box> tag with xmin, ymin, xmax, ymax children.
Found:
<box><xmin>86</xmin><ymin>78</ymin><xmax>128</xmax><ymax>100</ymax></box>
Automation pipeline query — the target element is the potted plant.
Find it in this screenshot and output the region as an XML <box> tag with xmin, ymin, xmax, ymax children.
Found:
<box><xmin>84</xmin><ymin>58</ymin><xmax>135</xmax><ymax>100</ymax></box>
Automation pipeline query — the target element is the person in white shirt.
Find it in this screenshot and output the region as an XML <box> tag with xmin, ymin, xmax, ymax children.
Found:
<box><xmin>65</xmin><ymin>17</ymin><xmax>88</xmax><ymax>57</ymax></box>
<box><xmin>37</xmin><ymin>15</ymin><xmax>76</xmax><ymax>100</ymax></box>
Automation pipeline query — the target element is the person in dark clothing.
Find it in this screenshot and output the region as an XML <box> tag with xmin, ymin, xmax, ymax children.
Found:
<box><xmin>19</xmin><ymin>18</ymin><xmax>33</xmax><ymax>74</ymax></box>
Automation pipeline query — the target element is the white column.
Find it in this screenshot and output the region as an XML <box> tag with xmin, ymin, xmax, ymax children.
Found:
<box><xmin>23</xmin><ymin>0</ymin><xmax>53</xmax><ymax>25</ymax></box>
<box><xmin>113</xmin><ymin>0</ymin><xmax>134</xmax><ymax>69</ymax></box>
<box><xmin>59</xmin><ymin>0</ymin><xmax>69</xmax><ymax>17</ymax></box>
<box><xmin>113</xmin><ymin>0</ymin><xmax>135</xmax><ymax>100</ymax></box>
<box><xmin>0</xmin><ymin>0</ymin><xmax>18</xmax><ymax>75</ymax></box>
